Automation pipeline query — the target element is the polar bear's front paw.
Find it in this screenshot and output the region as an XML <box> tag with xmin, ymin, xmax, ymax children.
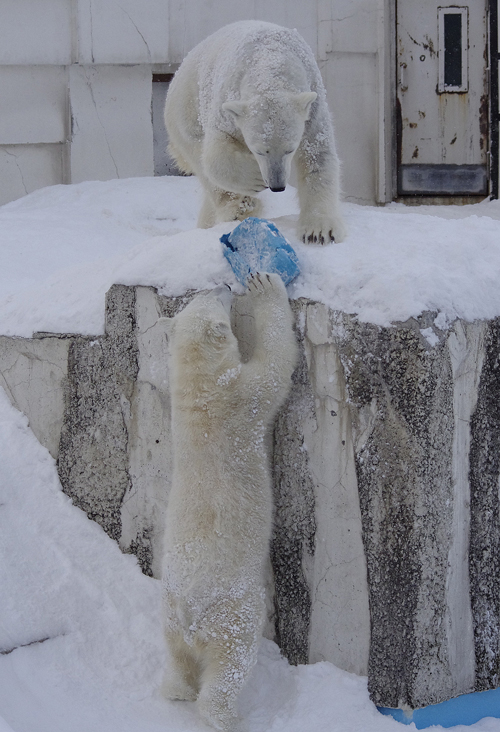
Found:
<box><xmin>299</xmin><ymin>213</ymin><xmax>347</xmax><ymax>245</ymax></box>
<box><xmin>214</xmin><ymin>193</ymin><xmax>262</xmax><ymax>224</ymax></box>
<box><xmin>236</xmin><ymin>196</ymin><xmax>261</xmax><ymax>219</ymax></box>
<box><xmin>247</xmin><ymin>272</ymin><xmax>284</xmax><ymax>297</ymax></box>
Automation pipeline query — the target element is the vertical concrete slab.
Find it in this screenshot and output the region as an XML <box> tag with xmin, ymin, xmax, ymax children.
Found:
<box><xmin>445</xmin><ymin>320</ymin><xmax>485</xmax><ymax>697</ymax></box>
<box><xmin>469</xmin><ymin>318</ymin><xmax>500</xmax><ymax>691</ymax></box>
<box><xmin>303</xmin><ymin>303</ymin><xmax>371</xmax><ymax>676</ymax></box>
<box><xmin>69</xmin><ymin>65</ymin><xmax>154</xmax><ymax>183</ymax></box>
<box><xmin>271</xmin><ymin>300</ymin><xmax>371</xmax><ymax>673</ymax></box>
<box><xmin>341</xmin><ymin>316</ymin><xmax>456</xmax><ymax>709</ymax></box>
<box><xmin>272</xmin><ymin>302</ymin><xmax>317</xmax><ymax>665</ymax></box>
<box><xmin>58</xmin><ymin>285</ymin><xmax>139</xmax><ymax>542</ymax></box>
<box><xmin>120</xmin><ymin>287</ymin><xmax>173</xmax><ymax>578</ymax></box>
<box><xmin>0</xmin><ymin>335</ymin><xmax>70</xmax><ymax>459</ymax></box>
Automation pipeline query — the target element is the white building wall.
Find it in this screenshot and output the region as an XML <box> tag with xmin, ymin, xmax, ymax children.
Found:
<box><xmin>0</xmin><ymin>0</ymin><xmax>74</xmax><ymax>65</ymax></box>
<box><xmin>69</xmin><ymin>65</ymin><xmax>154</xmax><ymax>182</ymax></box>
<box><xmin>0</xmin><ymin>0</ymin><xmax>391</xmax><ymax>206</ymax></box>
<box><xmin>76</xmin><ymin>0</ymin><xmax>170</xmax><ymax>64</ymax></box>
<box><xmin>0</xmin><ymin>66</ymin><xmax>68</xmax><ymax>144</ymax></box>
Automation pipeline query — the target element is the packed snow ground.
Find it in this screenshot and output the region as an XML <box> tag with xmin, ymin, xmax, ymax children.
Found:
<box><xmin>1</xmin><ymin>176</ymin><xmax>500</xmax><ymax>732</ymax></box>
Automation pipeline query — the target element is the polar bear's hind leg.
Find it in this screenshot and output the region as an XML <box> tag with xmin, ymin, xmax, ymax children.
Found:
<box><xmin>197</xmin><ymin>593</ymin><xmax>263</xmax><ymax>731</ymax></box>
<box><xmin>162</xmin><ymin>630</ymin><xmax>200</xmax><ymax>702</ymax></box>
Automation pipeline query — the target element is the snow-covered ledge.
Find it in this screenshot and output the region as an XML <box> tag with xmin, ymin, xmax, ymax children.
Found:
<box><xmin>1</xmin><ymin>283</ymin><xmax>499</xmax><ymax>712</ymax></box>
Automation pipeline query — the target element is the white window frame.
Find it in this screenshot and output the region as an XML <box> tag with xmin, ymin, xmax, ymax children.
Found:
<box><xmin>438</xmin><ymin>6</ymin><xmax>469</xmax><ymax>92</ymax></box>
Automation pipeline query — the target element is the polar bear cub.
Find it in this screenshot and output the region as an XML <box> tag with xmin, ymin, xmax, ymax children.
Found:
<box><xmin>161</xmin><ymin>274</ymin><xmax>297</xmax><ymax>731</ymax></box>
<box><xmin>164</xmin><ymin>20</ymin><xmax>346</xmax><ymax>244</ymax></box>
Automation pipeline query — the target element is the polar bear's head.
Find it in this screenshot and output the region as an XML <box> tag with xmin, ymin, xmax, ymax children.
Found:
<box><xmin>164</xmin><ymin>286</ymin><xmax>240</xmax><ymax>383</ymax></box>
<box><xmin>222</xmin><ymin>91</ymin><xmax>317</xmax><ymax>192</ymax></box>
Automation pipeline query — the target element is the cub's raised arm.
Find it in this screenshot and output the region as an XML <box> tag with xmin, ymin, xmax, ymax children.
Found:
<box><xmin>240</xmin><ymin>273</ymin><xmax>298</xmax><ymax>412</ymax></box>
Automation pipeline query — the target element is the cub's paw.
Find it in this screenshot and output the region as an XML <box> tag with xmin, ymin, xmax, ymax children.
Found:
<box><xmin>160</xmin><ymin>675</ymin><xmax>197</xmax><ymax>702</ymax></box>
<box><xmin>197</xmin><ymin>695</ymin><xmax>239</xmax><ymax>732</ymax></box>
<box><xmin>246</xmin><ymin>272</ymin><xmax>284</xmax><ymax>298</ymax></box>
<box><xmin>298</xmin><ymin>213</ymin><xmax>347</xmax><ymax>245</ymax></box>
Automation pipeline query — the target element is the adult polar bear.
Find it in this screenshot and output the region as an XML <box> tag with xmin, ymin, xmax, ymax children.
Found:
<box><xmin>161</xmin><ymin>274</ymin><xmax>297</xmax><ymax>731</ymax></box>
<box><xmin>164</xmin><ymin>21</ymin><xmax>346</xmax><ymax>244</ymax></box>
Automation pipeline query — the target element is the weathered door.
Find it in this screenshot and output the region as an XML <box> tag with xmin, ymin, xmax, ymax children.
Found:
<box><xmin>397</xmin><ymin>1</ymin><xmax>489</xmax><ymax>196</ymax></box>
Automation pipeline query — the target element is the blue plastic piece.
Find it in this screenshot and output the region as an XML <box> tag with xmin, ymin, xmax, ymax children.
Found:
<box><xmin>220</xmin><ymin>217</ymin><xmax>300</xmax><ymax>286</ymax></box>
<box><xmin>378</xmin><ymin>686</ymin><xmax>500</xmax><ymax>728</ymax></box>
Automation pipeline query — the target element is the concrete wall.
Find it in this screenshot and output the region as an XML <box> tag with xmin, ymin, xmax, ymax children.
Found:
<box><xmin>3</xmin><ymin>284</ymin><xmax>500</xmax><ymax>710</ymax></box>
<box><xmin>0</xmin><ymin>0</ymin><xmax>393</xmax><ymax>206</ymax></box>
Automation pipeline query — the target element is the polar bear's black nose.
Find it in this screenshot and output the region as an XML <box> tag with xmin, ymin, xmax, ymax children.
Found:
<box><xmin>270</xmin><ymin>186</ymin><xmax>286</xmax><ymax>193</ymax></box>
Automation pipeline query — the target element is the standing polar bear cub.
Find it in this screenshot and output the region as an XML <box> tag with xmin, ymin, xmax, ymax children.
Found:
<box><xmin>161</xmin><ymin>274</ymin><xmax>297</xmax><ymax>731</ymax></box>
<box><xmin>165</xmin><ymin>21</ymin><xmax>346</xmax><ymax>244</ymax></box>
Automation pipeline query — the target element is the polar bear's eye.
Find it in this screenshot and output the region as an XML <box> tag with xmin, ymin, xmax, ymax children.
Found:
<box><xmin>284</xmin><ymin>150</ymin><xmax>294</xmax><ymax>155</ymax></box>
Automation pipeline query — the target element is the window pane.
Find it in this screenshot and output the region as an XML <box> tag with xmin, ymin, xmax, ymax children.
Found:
<box><xmin>444</xmin><ymin>13</ymin><xmax>462</xmax><ymax>87</ymax></box>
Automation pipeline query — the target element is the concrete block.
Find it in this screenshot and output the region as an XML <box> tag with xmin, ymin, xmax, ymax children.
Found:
<box><xmin>0</xmin><ymin>67</ymin><xmax>67</xmax><ymax>144</ymax></box>
<box><xmin>303</xmin><ymin>303</ymin><xmax>371</xmax><ymax>675</ymax></box>
<box><xmin>120</xmin><ymin>287</ymin><xmax>177</xmax><ymax>578</ymax></box>
<box><xmin>76</xmin><ymin>0</ymin><xmax>169</xmax><ymax>64</ymax></box>
<box><xmin>0</xmin><ymin>0</ymin><xmax>73</xmax><ymax>65</ymax></box>
<box><xmin>336</xmin><ymin>313</ymin><xmax>481</xmax><ymax>708</ymax></box>
<box><xmin>0</xmin><ymin>144</ymin><xmax>64</xmax><ymax>206</ymax></box>
<box><xmin>4</xmin><ymin>285</ymin><xmax>500</xmax><ymax>710</ymax></box>
<box><xmin>58</xmin><ymin>286</ymin><xmax>139</xmax><ymax>544</ymax></box>
<box><xmin>69</xmin><ymin>65</ymin><xmax>154</xmax><ymax>183</ymax></box>
<box><xmin>469</xmin><ymin>319</ymin><xmax>500</xmax><ymax>692</ymax></box>
<box><xmin>0</xmin><ymin>335</ymin><xmax>70</xmax><ymax>459</ymax></box>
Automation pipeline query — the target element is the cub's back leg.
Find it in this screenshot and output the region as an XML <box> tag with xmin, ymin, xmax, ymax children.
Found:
<box><xmin>162</xmin><ymin>630</ymin><xmax>200</xmax><ymax>702</ymax></box>
<box><xmin>197</xmin><ymin>591</ymin><xmax>264</xmax><ymax>731</ymax></box>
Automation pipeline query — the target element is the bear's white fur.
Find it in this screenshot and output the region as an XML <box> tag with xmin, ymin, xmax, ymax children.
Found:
<box><xmin>164</xmin><ymin>21</ymin><xmax>346</xmax><ymax>244</ymax></box>
<box><xmin>161</xmin><ymin>274</ymin><xmax>297</xmax><ymax>731</ymax></box>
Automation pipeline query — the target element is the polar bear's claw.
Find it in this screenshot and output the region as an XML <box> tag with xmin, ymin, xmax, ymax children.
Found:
<box><xmin>303</xmin><ymin>227</ymin><xmax>333</xmax><ymax>245</ymax></box>
<box><xmin>247</xmin><ymin>271</ymin><xmax>281</xmax><ymax>296</ymax></box>
<box><xmin>300</xmin><ymin>214</ymin><xmax>347</xmax><ymax>245</ymax></box>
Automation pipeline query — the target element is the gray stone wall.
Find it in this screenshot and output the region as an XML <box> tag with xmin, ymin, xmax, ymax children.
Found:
<box><xmin>469</xmin><ymin>319</ymin><xmax>500</xmax><ymax>692</ymax></box>
<box><xmin>2</xmin><ymin>284</ymin><xmax>500</xmax><ymax>710</ymax></box>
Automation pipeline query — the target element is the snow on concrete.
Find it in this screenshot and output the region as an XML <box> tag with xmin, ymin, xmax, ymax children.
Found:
<box><xmin>1</xmin><ymin>176</ymin><xmax>500</xmax><ymax>337</ymax></box>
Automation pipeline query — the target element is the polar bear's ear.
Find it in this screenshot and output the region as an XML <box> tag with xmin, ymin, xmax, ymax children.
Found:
<box><xmin>222</xmin><ymin>100</ymin><xmax>248</xmax><ymax>119</ymax></box>
<box><xmin>294</xmin><ymin>92</ymin><xmax>317</xmax><ymax>120</ymax></box>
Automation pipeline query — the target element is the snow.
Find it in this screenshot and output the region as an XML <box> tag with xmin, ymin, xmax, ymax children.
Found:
<box><xmin>1</xmin><ymin>175</ymin><xmax>500</xmax><ymax>731</ymax></box>
<box><xmin>1</xmin><ymin>176</ymin><xmax>500</xmax><ymax>338</ymax></box>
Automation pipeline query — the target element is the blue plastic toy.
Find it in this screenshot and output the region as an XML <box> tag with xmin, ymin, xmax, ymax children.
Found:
<box><xmin>220</xmin><ymin>218</ymin><xmax>300</xmax><ymax>286</ymax></box>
